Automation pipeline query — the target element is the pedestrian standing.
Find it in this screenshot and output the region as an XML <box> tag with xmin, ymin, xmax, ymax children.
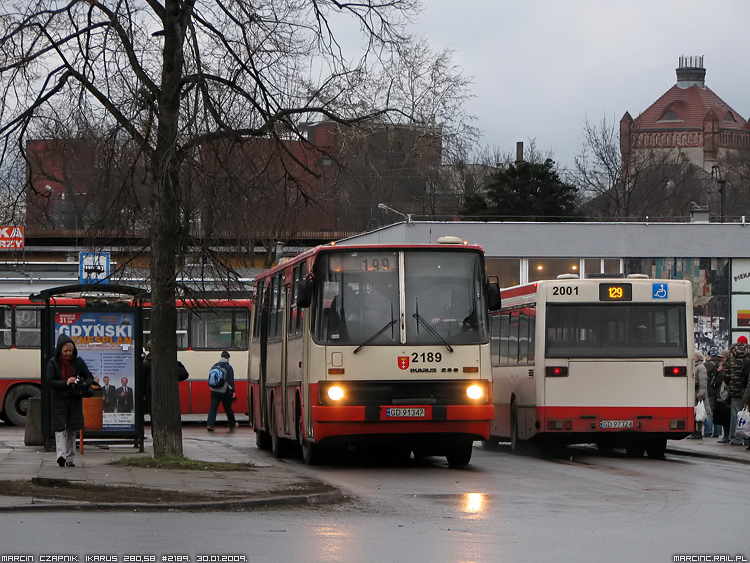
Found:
<box><xmin>689</xmin><ymin>352</ymin><xmax>711</xmax><ymax>439</ymax></box>
<box><xmin>206</xmin><ymin>351</ymin><xmax>238</xmax><ymax>432</ymax></box>
<box><xmin>724</xmin><ymin>336</ymin><xmax>750</xmax><ymax>445</ymax></box>
<box><xmin>742</xmin><ymin>362</ymin><xmax>750</xmax><ymax>451</ymax></box>
<box><xmin>46</xmin><ymin>334</ymin><xmax>94</xmax><ymax>467</ymax></box>
<box><xmin>713</xmin><ymin>350</ymin><xmax>731</xmax><ymax>442</ymax></box>
<box><xmin>703</xmin><ymin>351</ymin><xmax>720</xmax><ymax>437</ymax></box>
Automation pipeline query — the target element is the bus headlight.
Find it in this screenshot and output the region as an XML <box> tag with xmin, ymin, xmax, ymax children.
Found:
<box><xmin>466</xmin><ymin>384</ymin><xmax>484</xmax><ymax>400</ymax></box>
<box><xmin>327</xmin><ymin>386</ymin><xmax>345</xmax><ymax>401</ymax></box>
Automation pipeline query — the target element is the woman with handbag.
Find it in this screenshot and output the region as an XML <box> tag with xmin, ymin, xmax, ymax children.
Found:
<box><xmin>47</xmin><ymin>333</ymin><xmax>94</xmax><ymax>467</ymax></box>
<box><xmin>690</xmin><ymin>352</ymin><xmax>712</xmax><ymax>439</ymax></box>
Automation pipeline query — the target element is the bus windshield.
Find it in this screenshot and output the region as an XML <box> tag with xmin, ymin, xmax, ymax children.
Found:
<box><xmin>313</xmin><ymin>249</ymin><xmax>489</xmax><ymax>346</ymax></box>
<box><xmin>545</xmin><ymin>303</ymin><xmax>688</xmax><ymax>358</ymax></box>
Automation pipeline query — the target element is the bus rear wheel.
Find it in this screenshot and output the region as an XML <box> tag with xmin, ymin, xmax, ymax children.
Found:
<box><xmin>255</xmin><ymin>428</ymin><xmax>271</xmax><ymax>450</ymax></box>
<box><xmin>270</xmin><ymin>407</ymin><xmax>283</xmax><ymax>458</ymax></box>
<box><xmin>625</xmin><ymin>442</ymin><xmax>646</xmax><ymax>458</ymax></box>
<box><xmin>645</xmin><ymin>437</ymin><xmax>667</xmax><ymax>459</ymax></box>
<box><xmin>3</xmin><ymin>384</ymin><xmax>40</xmax><ymax>427</ymax></box>
<box><xmin>510</xmin><ymin>400</ymin><xmax>527</xmax><ymax>454</ymax></box>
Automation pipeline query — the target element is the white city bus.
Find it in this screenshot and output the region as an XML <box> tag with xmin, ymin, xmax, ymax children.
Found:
<box><xmin>487</xmin><ymin>275</ymin><xmax>694</xmax><ymax>458</ymax></box>
<box><xmin>249</xmin><ymin>239</ymin><xmax>501</xmax><ymax>467</ymax></box>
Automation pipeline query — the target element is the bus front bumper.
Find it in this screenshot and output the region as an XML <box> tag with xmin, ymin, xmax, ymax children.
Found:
<box><xmin>310</xmin><ymin>404</ymin><xmax>494</xmax><ymax>442</ymax></box>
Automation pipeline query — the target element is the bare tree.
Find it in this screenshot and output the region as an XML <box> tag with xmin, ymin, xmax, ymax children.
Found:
<box><xmin>304</xmin><ymin>36</ymin><xmax>478</xmax><ymax>229</ymax></box>
<box><xmin>0</xmin><ymin>0</ymin><xmax>421</xmax><ymax>457</ymax></box>
<box><xmin>715</xmin><ymin>148</ymin><xmax>750</xmax><ymax>219</ymax></box>
<box><xmin>575</xmin><ymin>116</ymin><xmax>706</xmax><ymax>220</ymax></box>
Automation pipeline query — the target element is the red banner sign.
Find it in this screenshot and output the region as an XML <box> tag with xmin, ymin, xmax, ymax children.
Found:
<box><xmin>0</xmin><ymin>226</ymin><xmax>24</xmax><ymax>250</ymax></box>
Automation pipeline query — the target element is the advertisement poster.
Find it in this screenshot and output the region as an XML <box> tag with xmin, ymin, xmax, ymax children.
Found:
<box><xmin>55</xmin><ymin>310</ymin><xmax>136</xmax><ymax>432</ymax></box>
<box><xmin>732</xmin><ymin>258</ymin><xmax>750</xmax><ymax>293</ymax></box>
<box><xmin>0</xmin><ymin>225</ymin><xmax>24</xmax><ymax>249</ymax></box>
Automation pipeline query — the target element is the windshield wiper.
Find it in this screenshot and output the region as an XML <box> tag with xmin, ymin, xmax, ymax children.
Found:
<box><xmin>413</xmin><ymin>312</ymin><xmax>453</xmax><ymax>353</ymax></box>
<box><xmin>353</xmin><ymin>319</ymin><xmax>397</xmax><ymax>354</ymax></box>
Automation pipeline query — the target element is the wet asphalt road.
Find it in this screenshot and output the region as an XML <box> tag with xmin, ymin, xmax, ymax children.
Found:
<box><xmin>2</xmin><ymin>443</ymin><xmax>748</xmax><ymax>562</ymax></box>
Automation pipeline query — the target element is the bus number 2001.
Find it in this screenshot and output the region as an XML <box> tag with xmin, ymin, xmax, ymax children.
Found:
<box><xmin>412</xmin><ymin>352</ymin><xmax>442</xmax><ymax>363</ymax></box>
<box><xmin>552</xmin><ymin>286</ymin><xmax>579</xmax><ymax>296</ymax></box>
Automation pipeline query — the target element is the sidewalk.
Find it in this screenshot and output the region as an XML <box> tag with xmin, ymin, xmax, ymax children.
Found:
<box><xmin>0</xmin><ymin>424</ymin><xmax>342</xmax><ymax>512</ymax></box>
<box><xmin>0</xmin><ymin>424</ymin><xmax>747</xmax><ymax>512</ymax></box>
<box><xmin>666</xmin><ymin>434</ymin><xmax>750</xmax><ymax>464</ymax></box>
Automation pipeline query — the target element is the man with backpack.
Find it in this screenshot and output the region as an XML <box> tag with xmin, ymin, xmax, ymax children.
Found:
<box><xmin>206</xmin><ymin>350</ymin><xmax>238</xmax><ymax>432</ymax></box>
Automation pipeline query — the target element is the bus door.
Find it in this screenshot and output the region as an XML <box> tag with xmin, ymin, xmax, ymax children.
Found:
<box><xmin>258</xmin><ymin>285</ymin><xmax>270</xmax><ymax>432</ymax></box>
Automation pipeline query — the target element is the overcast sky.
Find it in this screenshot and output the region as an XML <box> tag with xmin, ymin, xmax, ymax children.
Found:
<box><xmin>410</xmin><ymin>0</ymin><xmax>750</xmax><ymax>172</ymax></box>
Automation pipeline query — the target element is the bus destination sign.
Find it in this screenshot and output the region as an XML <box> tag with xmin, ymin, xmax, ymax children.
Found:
<box><xmin>599</xmin><ymin>283</ymin><xmax>632</xmax><ymax>302</ymax></box>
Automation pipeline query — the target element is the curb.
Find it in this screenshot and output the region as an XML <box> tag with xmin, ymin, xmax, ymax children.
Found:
<box><xmin>0</xmin><ymin>488</ymin><xmax>345</xmax><ymax>513</ymax></box>
<box><xmin>666</xmin><ymin>447</ymin><xmax>750</xmax><ymax>465</ymax></box>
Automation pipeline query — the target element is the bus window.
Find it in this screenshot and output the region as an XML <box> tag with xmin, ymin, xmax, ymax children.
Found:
<box><xmin>269</xmin><ymin>274</ymin><xmax>284</xmax><ymax>340</ymax></box>
<box><xmin>142</xmin><ymin>308</ymin><xmax>188</xmax><ymax>350</ymax></box>
<box><xmin>0</xmin><ymin>306</ymin><xmax>11</xmax><ymax>348</ymax></box>
<box><xmin>177</xmin><ymin>308</ymin><xmax>188</xmax><ymax>349</ymax></box>
<box><xmin>288</xmin><ymin>265</ymin><xmax>303</xmax><ymax>337</ymax></box>
<box><xmin>233</xmin><ymin>310</ymin><xmax>249</xmax><ymax>348</ymax></box>
<box><xmin>499</xmin><ymin>310</ymin><xmax>511</xmax><ymax>364</ymax></box>
<box><xmin>405</xmin><ymin>251</ymin><xmax>488</xmax><ymax>345</ymax></box>
<box><xmin>312</xmin><ymin>251</ymin><xmax>399</xmax><ymax>346</ymax></box>
<box><xmin>190</xmin><ymin>309</ymin><xmax>248</xmax><ymax>350</ymax></box>
<box><xmin>253</xmin><ymin>279</ymin><xmax>266</xmax><ymax>341</ymax></box>
<box><xmin>15</xmin><ymin>307</ymin><xmax>42</xmax><ymax>349</ymax></box>
<box><xmin>517</xmin><ymin>308</ymin><xmax>535</xmax><ymax>364</ymax></box>
<box><xmin>546</xmin><ymin>303</ymin><xmax>687</xmax><ymax>358</ymax></box>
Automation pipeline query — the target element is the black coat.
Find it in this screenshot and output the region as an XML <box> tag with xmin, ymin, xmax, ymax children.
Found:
<box><xmin>47</xmin><ymin>334</ymin><xmax>94</xmax><ymax>432</ymax></box>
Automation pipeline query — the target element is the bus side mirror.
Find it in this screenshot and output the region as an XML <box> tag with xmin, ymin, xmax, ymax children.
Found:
<box><xmin>297</xmin><ymin>279</ymin><xmax>313</xmax><ymax>308</ymax></box>
<box><xmin>487</xmin><ymin>281</ymin><xmax>501</xmax><ymax>311</ymax></box>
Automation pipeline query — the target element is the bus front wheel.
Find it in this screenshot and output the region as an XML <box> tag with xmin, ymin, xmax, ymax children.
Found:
<box><xmin>446</xmin><ymin>439</ymin><xmax>473</xmax><ymax>468</ymax></box>
<box><xmin>297</xmin><ymin>414</ymin><xmax>322</xmax><ymax>465</ymax></box>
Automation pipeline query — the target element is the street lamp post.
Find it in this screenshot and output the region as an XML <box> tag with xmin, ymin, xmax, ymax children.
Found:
<box><xmin>377</xmin><ymin>203</ymin><xmax>412</xmax><ymax>224</ymax></box>
<box><xmin>711</xmin><ymin>165</ymin><xmax>726</xmax><ymax>223</ymax></box>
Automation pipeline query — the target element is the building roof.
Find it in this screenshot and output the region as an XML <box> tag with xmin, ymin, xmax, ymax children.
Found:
<box><xmin>634</xmin><ymin>84</ymin><xmax>748</xmax><ymax>131</ymax></box>
<box><xmin>336</xmin><ymin>221</ymin><xmax>750</xmax><ymax>259</ymax></box>
<box><xmin>631</xmin><ymin>58</ymin><xmax>748</xmax><ymax>132</ymax></box>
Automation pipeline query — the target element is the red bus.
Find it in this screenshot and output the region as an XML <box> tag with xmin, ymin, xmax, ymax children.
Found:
<box><xmin>248</xmin><ymin>239</ymin><xmax>501</xmax><ymax>467</ymax></box>
<box><xmin>0</xmin><ymin>296</ymin><xmax>252</xmax><ymax>425</ymax></box>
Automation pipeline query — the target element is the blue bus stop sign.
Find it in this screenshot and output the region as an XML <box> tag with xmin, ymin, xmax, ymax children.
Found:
<box><xmin>79</xmin><ymin>252</ymin><xmax>110</xmax><ymax>284</ymax></box>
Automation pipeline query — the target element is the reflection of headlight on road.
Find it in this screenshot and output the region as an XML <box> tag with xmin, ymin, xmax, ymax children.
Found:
<box><xmin>463</xmin><ymin>492</ymin><xmax>484</xmax><ymax>514</ymax></box>
<box><xmin>327</xmin><ymin>386</ymin><xmax>344</xmax><ymax>401</ymax></box>
<box><xmin>466</xmin><ymin>384</ymin><xmax>484</xmax><ymax>400</ymax></box>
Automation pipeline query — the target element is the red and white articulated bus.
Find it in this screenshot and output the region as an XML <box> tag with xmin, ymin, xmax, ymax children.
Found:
<box><xmin>0</xmin><ymin>296</ymin><xmax>252</xmax><ymax>425</ymax></box>
<box><xmin>248</xmin><ymin>239</ymin><xmax>501</xmax><ymax>467</ymax></box>
<box><xmin>486</xmin><ymin>275</ymin><xmax>694</xmax><ymax>458</ymax></box>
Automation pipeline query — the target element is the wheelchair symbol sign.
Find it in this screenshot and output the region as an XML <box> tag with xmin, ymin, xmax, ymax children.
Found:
<box><xmin>652</xmin><ymin>283</ymin><xmax>668</xmax><ymax>299</ymax></box>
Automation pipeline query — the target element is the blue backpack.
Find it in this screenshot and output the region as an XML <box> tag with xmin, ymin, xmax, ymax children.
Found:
<box><xmin>208</xmin><ymin>364</ymin><xmax>227</xmax><ymax>388</ymax></box>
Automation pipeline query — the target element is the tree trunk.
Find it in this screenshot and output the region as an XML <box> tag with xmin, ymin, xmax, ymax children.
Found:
<box><xmin>149</xmin><ymin>219</ymin><xmax>183</xmax><ymax>458</ymax></box>
<box><xmin>149</xmin><ymin>0</ymin><xmax>189</xmax><ymax>458</ymax></box>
